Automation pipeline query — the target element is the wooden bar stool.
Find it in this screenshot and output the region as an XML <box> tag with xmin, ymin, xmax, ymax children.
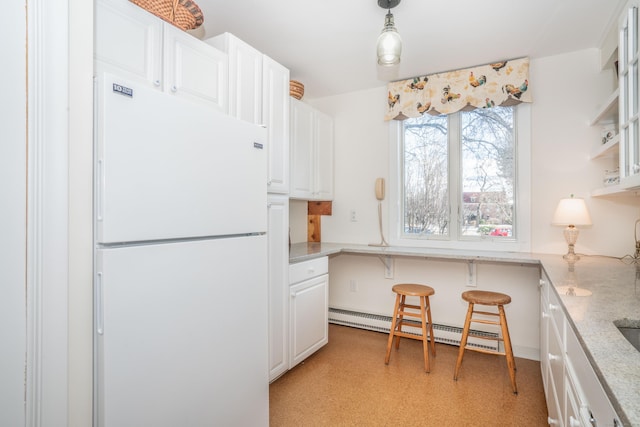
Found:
<box><xmin>384</xmin><ymin>283</ymin><xmax>436</xmax><ymax>373</ymax></box>
<box><xmin>453</xmin><ymin>290</ymin><xmax>517</xmax><ymax>394</ymax></box>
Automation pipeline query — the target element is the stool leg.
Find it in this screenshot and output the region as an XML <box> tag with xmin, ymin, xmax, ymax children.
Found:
<box><xmin>394</xmin><ymin>295</ymin><xmax>407</xmax><ymax>350</ymax></box>
<box><xmin>419</xmin><ymin>295</ymin><xmax>430</xmax><ymax>373</ymax></box>
<box><xmin>385</xmin><ymin>293</ymin><xmax>402</xmax><ymax>365</ymax></box>
<box><xmin>499</xmin><ymin>305</ymin><xmax>518</xmax><ymax>394</ymax></box>
<box><xmin>425</xmin><ymin>295</ymin><xmax>436</xmax><ymax>357</ymax></box>
<box><xmin>454</xmin><ymin>302</ymin><xmax>474</xmax><ymax>380</ymax></box>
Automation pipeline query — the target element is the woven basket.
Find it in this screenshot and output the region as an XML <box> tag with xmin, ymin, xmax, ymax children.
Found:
<box><xmin>289</xmin><ymin>80</ymin><xmax>304</xmax><ymax>100</ymax></box>
<box><xmin>130</xmin><ymin>0</ymin><xmax>204</xmax><ymax>31</ymax></box>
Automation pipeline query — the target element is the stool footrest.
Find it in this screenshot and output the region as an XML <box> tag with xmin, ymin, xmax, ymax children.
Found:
<box><xmin>470</xmin><ymin>318</ymin><xmax>500</xmax><ymax>326</ymax></box>
<box><xmin>466</xmin><ymin>333</ymin><xmax>504</xmax><ymax>342</ymax></box>
<box><xmin>464</xmin><ymin>346</ymin><xmax>506</xmax><ymax>356</ymax></box>
<box><xmin>392</xmin><ymin>330</ymin><xmax>431</xmax><ymax>341</ymax></box>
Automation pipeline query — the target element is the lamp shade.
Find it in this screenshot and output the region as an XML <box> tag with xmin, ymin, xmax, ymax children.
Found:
<box><xmin>377</xmin><ymin>12</ymin><xmax>402</xmax><ymax>66</ymax></box>
<box><xmin>552</xmin><ymin>197</ymin><xmax>592</xmax><ymax>226</ymax></box>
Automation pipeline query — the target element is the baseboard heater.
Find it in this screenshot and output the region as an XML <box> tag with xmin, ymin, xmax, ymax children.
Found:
<box><xmin>328</xmin><ymin>307</ymin><xmax>499</xmax><ymax>351</ymax></box>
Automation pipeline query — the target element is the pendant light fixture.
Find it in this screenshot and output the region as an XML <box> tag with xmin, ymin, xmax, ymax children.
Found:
<box><xmin>376</xmin><ymin>0</ymin><xmax>402</xmax><ymax>66</ymax></box>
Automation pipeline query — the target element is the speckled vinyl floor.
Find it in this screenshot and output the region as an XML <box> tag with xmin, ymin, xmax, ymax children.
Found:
<box><xmin>269</xmin><ymin>324</ymin><xmax>548</xmax><ymax>426</ymax></box>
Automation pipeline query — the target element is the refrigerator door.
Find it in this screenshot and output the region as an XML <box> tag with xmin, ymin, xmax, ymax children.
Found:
<box><xmin>95</xmin><ymin>72</ymin><xmax>267</xmax><ymax>244</ymax></box>
<box><xmin>95</xmin><ymin>235</ymin><xmax>268</xmax><ymax>427</ymax></box>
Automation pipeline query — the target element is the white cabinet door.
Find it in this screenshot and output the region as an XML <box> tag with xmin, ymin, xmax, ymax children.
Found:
<box><xmin>163</xmin><ymin>24</ymin><xmax>228</xmax><ymax>112</ymax></box>
<box><xmin>95</xmin><ymin>0</ymin><xmax>162</xmax><ymax>87</ymax></box>
<box><xmin>206</xmin><ymin>33</ymin><xmax>263</xmax><ymax>123</ymax></box>
<box><xmin>289</xmin><ymin>274</ymin><xmax>329</xmax><ymax>368</ymax></box>
<box><xmin>263</xmin><ymin>56</ymin><xmax>290</xmax><ymax>194</ymax></box>
<box><xmin>268</xmin><ymin>195</ymin><xmax>290</xmax><ymax>381</ymax></box>
<box><xmin>620</xmin><ymin>1</ymin><xmax>640</xmax><ymax>188</ymax></box>
<box><xmin>290</xmin><ymin>98</ymin><xmax>334</xmax><ymax>200</ymax></box>
<box><xmin>290</xmin><ymin>99</ymin><xmax>315</xmax><ymax>198</ymax></box>
<box><xmin>314</xmin><ymin>109</ymin><xmax>334</xmax><ymax>200</ymax></box>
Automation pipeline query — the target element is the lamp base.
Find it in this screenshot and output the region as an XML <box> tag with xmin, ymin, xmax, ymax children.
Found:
<box><xmin>563</xmin><ymin>251</ymin><xmax>580</xmax><ymax>263</ymax></box>
<box><xmin>562</xmin><ymin>226</ymin><xmax>581</xmax><ymax>263</ymax></box>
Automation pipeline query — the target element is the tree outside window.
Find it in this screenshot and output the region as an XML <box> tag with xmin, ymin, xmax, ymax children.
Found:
<box><xmin>402</xmin><ymin>106</ymin><xmax>515</xmax><ymax>240</ymax></box>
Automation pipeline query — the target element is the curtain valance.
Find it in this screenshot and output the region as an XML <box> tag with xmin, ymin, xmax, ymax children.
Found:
<box><xmin>384</xmin><ymin>57</ymin><xmax>531</xmax><ymax>121</ymax></box>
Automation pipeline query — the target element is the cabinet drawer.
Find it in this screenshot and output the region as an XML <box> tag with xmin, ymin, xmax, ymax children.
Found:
<box><xmin>289</xmin><ymin>257</ymin><xmax>328</xmax><ymax>284</ymax></box>
<box><xmin>548</xmin><ymin>286</ymin><xmax>565</xmax><ymax>341</ymax></box>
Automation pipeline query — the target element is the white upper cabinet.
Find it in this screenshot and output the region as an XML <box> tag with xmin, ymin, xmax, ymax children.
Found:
<box><xmin>163</xmin><ymin>25</ymin><xmax>228</xmax><ymax>109</ymax></box>
<box><xmin>205</xmin><ymin>33</ymin><xmax>263</xmax><ymax>124</ymax></box>
<box><xmin>95</xmin><ymin>0</ymin><xmax>163</xmax><ymax>85</ymax></box>
<box><xmin>620</xmin><ymin>0</ymin><xmax>640</xmax><ymax>189</ymax></box>
<box><xmin>206</xmin><ymin>33</ymin><xmax>290</xmax><ymax>194</ymax></box>
<box><xmin>95</xmin><ymin>0</ymin><xmax>228</xmax><ymax>112</ymax></box>
<box><xmin>290</xmin><ymin>99</ymin><xmax>334</xmax><ymax>200</ymax></box>
<box><xmin>263</xmin><ymin>56</ymin><xmax>290</xmax><ymax>194</ymax></box>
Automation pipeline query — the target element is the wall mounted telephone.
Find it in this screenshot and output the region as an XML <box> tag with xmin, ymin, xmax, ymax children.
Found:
<box><xmin>375</xmin><ymin>178</ymin><xmax>385</xmax><ymax>201</ymax></box>
<box><xmin>370</xmin><ymin>177</ymin><xmax>389</xmax><ymax>247</ymax></box>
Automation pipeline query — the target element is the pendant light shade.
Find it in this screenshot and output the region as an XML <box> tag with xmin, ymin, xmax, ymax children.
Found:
<box><xmin>376</xmin><ymin>0</ymin><xmax>402</xmax><ymax>66</ymax></box>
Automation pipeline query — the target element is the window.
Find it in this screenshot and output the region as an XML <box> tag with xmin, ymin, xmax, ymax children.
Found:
<box><xmin>390</xmin><ymin>105</ymin><xmax>531</xmax><ymax>251</ymax></box>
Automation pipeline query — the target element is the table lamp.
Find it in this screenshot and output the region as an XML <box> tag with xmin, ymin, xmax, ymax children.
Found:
<box><xmin>552</xmin><ymin>195</ymin><xmax>592</xmax><ymax>262</ymax></box>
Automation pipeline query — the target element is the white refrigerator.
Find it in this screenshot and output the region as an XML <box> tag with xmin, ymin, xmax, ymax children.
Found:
<box><xmin>93</xmin><ymin>73</ymin><xmax>269</xmax><ymax>427</ymax></box>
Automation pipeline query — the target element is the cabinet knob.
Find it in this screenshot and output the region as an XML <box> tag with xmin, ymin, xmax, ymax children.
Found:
<box><xmin>547</xmin><ymin>417</ymin><xmax>559</xmax><ymax>426</ymax></box>
<box><xmin>542</xmin><ymin>311</ymin><xmax>550</xmax><ymax>319</ymax></box>
<box><xmin>548</xmin><ymin>352</ymin><xmax>560</xmax><ymax>362</ymax></box>
<box><xmin>153</xmin><ymin>80</ymin><xmax>161</xmax><ymax>87</ymax></box>
<box><xmin>549</xmin><ymin>303</ymin><xmax>559</xmax><ymax>311</ymax></box>
<box><xmin>171</xmin><ymin>85</ymin><xmax>177</xmax><ymax>92</ymax></box>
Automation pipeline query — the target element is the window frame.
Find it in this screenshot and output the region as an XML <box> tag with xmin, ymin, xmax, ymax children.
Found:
<box><xmin>387</xmin><ymin>104</ymin><xmax>532</xmax><ymax>252</ymax></box>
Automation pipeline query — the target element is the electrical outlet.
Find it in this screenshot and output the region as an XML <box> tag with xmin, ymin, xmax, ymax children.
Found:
<box><xmin>350</xmin><ymin>210</ymin><xmax>357</xmax><ymax>222</ymax></box>
<box><xmin>349</xmin><ymin>279</ymin><xmax>358</xmax><ymax>292</ymax></box>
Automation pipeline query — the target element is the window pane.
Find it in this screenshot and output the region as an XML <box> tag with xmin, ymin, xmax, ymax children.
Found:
<box><xmin>460</xmin><ymin>107</ymin><xmax>515</xmax><ymax>237</ymax></box>
<box><xmin>403</xmin><ymin>114</ymin><xmax>449</xmax><ymax>236</ymax></box>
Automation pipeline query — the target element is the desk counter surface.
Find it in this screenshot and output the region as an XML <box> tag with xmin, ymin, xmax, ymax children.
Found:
<box><xmin>289</xmin><ymin>242</ymin><xmax>640</xmax><ymax>426</ymax></box>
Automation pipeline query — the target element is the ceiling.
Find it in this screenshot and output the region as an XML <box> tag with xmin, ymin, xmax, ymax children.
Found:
<box><xmin>187</xmin><ymin>0</ymin><xmax>626</xmax><ymax>100</ymax></box>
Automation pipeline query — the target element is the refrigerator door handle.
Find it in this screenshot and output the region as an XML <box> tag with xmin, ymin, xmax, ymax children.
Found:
<box><xmin>96</xmin><ymin>272</ymin><xmax>104</xmax><ymax>335</ymax></box>
<box><xmin>96</xmin><ymin>158</ymin><xmax>104</xmax><ymax>222</ymax></box>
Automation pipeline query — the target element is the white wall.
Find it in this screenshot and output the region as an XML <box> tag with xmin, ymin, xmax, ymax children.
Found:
<box><xmin>530</xmin><ymin>49</ymin><xmax>640</xmax><ymax>256</ymax></box>
<box><xmin>1</xmin><ymin>2</ymin><xmax>27</xmax><ymax>426</ymax></box>
<box><xmin>300</xmin><ymin>48</ymin><xmax>640</xmax><ymax>257</ymax></box>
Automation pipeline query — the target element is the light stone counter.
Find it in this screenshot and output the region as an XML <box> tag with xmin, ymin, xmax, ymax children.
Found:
<box><xmin>289</xmin><ymin>243</ymin><xmax>640</xmax><ymax>426</ymax></box>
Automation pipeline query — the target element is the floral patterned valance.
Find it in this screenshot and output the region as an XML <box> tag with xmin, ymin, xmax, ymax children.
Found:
<box><xmin>384</xmin><ymin>57</ymin><xmax>531</xmax><ymax>121</ymax></box>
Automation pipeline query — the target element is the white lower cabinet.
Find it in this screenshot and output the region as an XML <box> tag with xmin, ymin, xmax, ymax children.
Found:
<box><xmin>289</xmin><ymin>257</ymin><xmax>329</xmax><ymax>368</ymax></box>
<box><xmin>539</xmin><ymin>271</ymin><xmax>621</xmax><ymax>427</ymax></box>
<box><xmin>268</xmin><ymin>195</ymin><xmax>289</xmax><ymax>382</ymax></box>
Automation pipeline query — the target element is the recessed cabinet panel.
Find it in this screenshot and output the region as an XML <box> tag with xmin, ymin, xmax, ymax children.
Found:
<box><xmin>290</xmin><ymin>99</ymin><xmax>334</xmax><ymax>200</ymax></box>
<box><xmin>164</xmin><ymin>25</ymin><xmax>228</xmax><ymax>111</ymax></box>
<box><xmin>95</xmin><ymin>0</ymin><xmax>162</xmax><ymax>85</ymax></box>
<box><xmin>263</xmin><ymin>56</ymin><xmax>290</xmax><ymax>194</ymax></box>
<box><xmin>268</xmin><ymin>195</ymin><xmax>289</xmax><ymax>381</ymax></box>
<box><xmin>289</xmin><ymin>274</ymin><xmax>329</xmax><ymax>368</ymax></box>
<box><xmin>290</xmin><ymin>100</ymin><xmax>315</xmax><ymax>197</ymax></box>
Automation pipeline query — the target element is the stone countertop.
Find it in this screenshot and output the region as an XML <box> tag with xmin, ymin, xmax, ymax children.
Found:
<box><xmin>289</xmin><ymin>243</ymin><xmax>640</xmax><ymax>426</ymax></box>
<box><xmin>538</xmin><ymin>254</ymin><xmax>640</xmax><ymax>427</ymax></box>
<box><xmin>289</xmin><ymin>242</ymin><xmax>540</xmax><ymax>265</ymax></box>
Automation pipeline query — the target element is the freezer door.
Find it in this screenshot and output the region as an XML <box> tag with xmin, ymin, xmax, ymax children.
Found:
<box><xmin>95</xmin><ymin>72</ymin><xmax>267</xmax><ymax>244</ymax></box>
<box><xmin>94</xmin><ymin>236</ymin><xmax>268</xmax><ymax>427</ymax></box>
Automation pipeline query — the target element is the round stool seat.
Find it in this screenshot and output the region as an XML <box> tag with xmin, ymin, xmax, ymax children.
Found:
<box><xmin>461</xmin><ymin>290</ymin><xmax>511</xmax><ymax>306</ymax></box>
<box><xmin>392</xmin><ymin>283</ymin><xmax>435</xmax><ymax>297</ymax></box>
